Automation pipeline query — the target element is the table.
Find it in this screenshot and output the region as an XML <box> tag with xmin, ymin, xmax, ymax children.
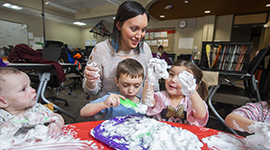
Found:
<box><xmin>64</xmin><ymin>120</ymin><xmax>239</xmax><ymax>150</ymax></box>
<box><xmin>5</xmin><ymin>61</ymin><xmax>77</xmax><ymax>122</ymax></box>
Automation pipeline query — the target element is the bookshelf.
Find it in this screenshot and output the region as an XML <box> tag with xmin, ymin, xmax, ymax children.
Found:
<box><xmin>200</xmin><ymin>42</ymin><xmax>253</xmax><ymax>73</ymax></box>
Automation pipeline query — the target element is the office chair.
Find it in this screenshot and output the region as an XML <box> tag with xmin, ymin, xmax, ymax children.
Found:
<box><xmin>177</xmin><ymin>54</ymin><xmax>191</xmax><ymax>61</ymax></box>
<box><xmin>206</xmin><ymin>45</ymin><xmax>270</xmax><ymax>135</ymax></box>
<box><xmin>60</xmin><ymin>47</ymin><xmax>84</xmax><ymax>93</ymax></box>
<box><xmin>44</xmin><ymin>40</ymin><xmax>63</xmax><ymax>48</ymax></box>
<box><xmin>167</xmin><ymin>53</ymin><xmax>176</xmax><ymax>63</ymax></box>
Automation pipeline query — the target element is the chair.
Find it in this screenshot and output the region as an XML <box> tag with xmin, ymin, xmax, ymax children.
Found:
<box><xmin>60</xmin><ymin>47</ymin><xmax>84</xmax><ymax>93</ymax></box>
<box><xmin>206</xmin><ymin>45</ymin><xmax>270</xmax><ymax>135</ymax></box>
<box><xmin>44</xmin><ymin>40</ymin><xmax>63</xmax><ymax>48</ymax></box>
<box><xmin>177</xmin><ymin>54</ymin><xmax>191</xmax><ymax>61</ymax></box>
<box><xmin>30</xmin><ymin>47</ymin><xmax>77</xmax><ymax>122</ymax></box>
<box><xmin>167</xmin><ymin>53</ymin><xmax>176</xmax><ymax>63</ymax></box>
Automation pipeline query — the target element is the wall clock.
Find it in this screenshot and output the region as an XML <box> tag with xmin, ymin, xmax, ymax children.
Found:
<box><xmin>179</xmin><ymin>20</ymin><xmax>187</xmax><ymax>29</ymax></box>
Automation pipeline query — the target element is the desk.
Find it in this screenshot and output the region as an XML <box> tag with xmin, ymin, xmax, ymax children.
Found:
<box><xmin>64</xmin><ymin>120</ymin><xmax>236</xmax><ymax>150</ymax></box>
<box><xmin>5</xmin><ymin>61</ymin><xmax>77</xmax><ymax>122</ymax></box>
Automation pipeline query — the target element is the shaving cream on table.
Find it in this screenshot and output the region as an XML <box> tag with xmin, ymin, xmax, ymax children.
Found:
<box><xmin>91</xmin><ymin>115</ymin><xmax>203</xmax><ymax>150</ymax></box>
<box><xmin>0</xmin><ymin>124</ymin><xmax>101</xmax><ymax>150</ymax></box>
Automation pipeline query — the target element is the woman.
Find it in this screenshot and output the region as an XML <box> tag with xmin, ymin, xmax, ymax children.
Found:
<box><xmin>83</xmin><ymin>1</ymin><xmax>159</xmax><ymax>98</ymax></box>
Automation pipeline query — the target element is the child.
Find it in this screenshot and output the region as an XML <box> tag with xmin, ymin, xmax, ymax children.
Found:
<box><xmin>225</xmin><ymin>98</ymin><xmax>270</xmax><ymax>148</ymax></box>
<box><xmin>142</xmin><ymin>58</ymin><xmax>209</xmax><ymax>126</ymax></box>
<box><xmin>80</xmin><ymin>58</ymin><xmax>145</xmax><ymax>120</ymax></box>
<box><xmin>0</xmin><ymin>67</ymin><xmax>64</xmax><ymax>137</ymax></box>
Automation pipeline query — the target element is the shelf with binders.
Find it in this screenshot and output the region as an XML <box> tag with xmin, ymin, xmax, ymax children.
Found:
<box><xmin>199</xmin><ymin>41</ymin><xmax>253</xmax><ymax>73</ymax></box>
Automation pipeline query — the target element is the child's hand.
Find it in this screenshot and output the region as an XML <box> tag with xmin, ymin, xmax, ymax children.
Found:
<box><xmin>103</xmin><ymin>93</ymin><xmax>126</xmax><ymax>108</ymax></box>
<box><xmin>178</xmin><ymin>71</ymin><xmax>196</xmax><ymax>97</ymax></box>
<box><xmin>85</xmin><ymin>61</ymin><xmax>100</xmax><ymax>83</ymax></box>
<box><xmin>246</xmin><ymin>122</ymin><xmax>270</xmax><ymax>148</ymax></box>
<box><xmin>48</xmin><ymin>122</ymin><xmax>62</xmax><ymax>138</ymax></box>
<box><xmin>147</xmin><ymin>58</ymin><xmax>169</xmax><ymax>85</ymax></box>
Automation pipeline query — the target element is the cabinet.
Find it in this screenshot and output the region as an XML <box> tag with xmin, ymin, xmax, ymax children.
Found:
<box><xmin>200</xmin><ymin>42</ymin><xmax>253</xmax><ymax>73</ymax></box>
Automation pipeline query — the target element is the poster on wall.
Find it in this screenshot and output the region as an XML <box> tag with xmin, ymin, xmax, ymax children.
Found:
<box><xmin>154</xmin><ymin>32</ymin><xmax>160</xmax><ymax>38</ymax></box>
<box><xmin>178</xmin><ymin>38</ymin><xmax>194</xmax><ymax>49</ymax></box>
<box><xmin>163</xmin><ymin>39</ymin><xmax>169</xmax><ymax>47</ymax></box>
<box><xmin>151</xmin><ymin>40</ymin><xmax>157</xmax><ymax>46</ymax></box>
<box><xmin>91</xmin><ymin>39</ymin><xmax>97</xmax><ymax>46</ymax></box>
<box><xmin>160</xmin><ymin>31</ymin><xmax>167</xmax><ymax>37</ymax></box>
<box><xmin>149</xmin><ymin>32</ymin><xmax>154</xmax><ymax>39</ymax></box>
<box><xmin>145</xmin><ymin>32</ymin><xmax>149</xmax><ymax>39</ymax></box>
<box><xmin>158</xmin><ymin>39</ymin><xmax>163</xmax><ymax>46</ymax></box>
<box><xmin>85</xmin><ymin>39</ymin><xmax>91</xmax><ymax>46</ymax></box>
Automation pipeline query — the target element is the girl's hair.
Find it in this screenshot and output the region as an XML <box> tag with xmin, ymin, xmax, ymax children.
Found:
<box><xmin>171</xmin><ymin>60</ymin><xmax>209</xmax><ymax>100</ymax></box>
<box><xmin>116</xmin><ymin>58</ymin><xmax>144</xmax><ymax>80</ymax></box>
<box><xmin>110</xmin><ymin>1</ymin><xmax>149</xmax><ymax>53</ymax></box>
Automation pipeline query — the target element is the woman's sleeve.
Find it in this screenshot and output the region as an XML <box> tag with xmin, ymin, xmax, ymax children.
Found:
<box><xmin>146</xmin><ymin>92</ymin><xmax>165</xmax><ymax>116</ymax></box>
<box><xmin>82</xmin><ymin>46</ymin><xmax>104</xmax><ymax>96</ymax></box>
<box><xmin>186</xmin><ymin>99</ymin><xmax>209</xmax><ymax>126</ymax></box>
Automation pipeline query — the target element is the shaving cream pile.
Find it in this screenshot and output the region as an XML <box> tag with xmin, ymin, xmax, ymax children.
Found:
<box><xmin>202</xmin><ymin>132</ymin><xmax>267</xmax><ymax>150</ymax></box>
<box><xmin>0</xmin><ymin>124</ymin><xmax>102</xmax><ymax>150</ymax></box>
<box><xmin>91</xmin><ymin>115</ymin><xmax>203</xmax><ymax>150</ymax></box>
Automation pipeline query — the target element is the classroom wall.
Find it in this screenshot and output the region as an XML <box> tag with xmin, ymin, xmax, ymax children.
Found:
<box><xmin>0</xmin><ymin>6</ymin><xmax>235</xmax><ymax>60</ymax></box>
<box><xmin>0</xmin><ymin>8</ymin><xmax>82</xmax><ymax>48</ymax></box>
<box><xmin>147</xmin><ymin>15</ymin><xmax>234</xmax><ymax>60</ymax></box>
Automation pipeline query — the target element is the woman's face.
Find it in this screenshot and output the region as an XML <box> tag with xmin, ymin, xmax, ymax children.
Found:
<box><xmin>117</xmin><ymin>13</ymin><xmax>148</xmax><ymax>51</ymax></box>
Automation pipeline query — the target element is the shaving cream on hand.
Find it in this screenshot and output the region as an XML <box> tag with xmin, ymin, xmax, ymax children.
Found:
<box><xmin>146</xmin><ymin>58</ymin><xmax>169</xmax><ymax>85</ymax></box>
<box><xmin>246</xmin><ymin>122</ymin><xmax>270</xmax><ymax>148</ymax></box>
<box><xmin>178</xmin><ymin>71</ymin><xmax>196</xmax><ymax>97</ymax></box>
<box><xmin>87</xmin><ymin>61</ymin><xmax>100</xmax><ymax>77</ymax></box>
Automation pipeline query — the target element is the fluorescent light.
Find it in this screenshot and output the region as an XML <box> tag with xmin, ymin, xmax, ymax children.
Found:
<box><xmin>204</xmin><ymin>10</ymin><xmax>211</xmax><ymax>14</ymax></box>
<box><xmin>266</xmin><ymin>4</ymin><xmax>270</xmax><ymax>7</ymax></box>
<box><xmin>184</xmin><ymin>1</ymin><xmax>188</xmax><ymax>4</ymax></box>
<box><xmin>164</xmin><ymin>5</ymin><xmax>172</xmax><ymax>9</ymax></box>
<box><xmin>2</xmin><ymin>3</ymin><xmax>23</xmax><ymax>10</ymax></box>
<box><xmin>73</xmin><ymin>22</ymin><xmax>86</xmax><ymax>26</ymax></box>
<box><xmin>45</xmin><ymin>1</ymin><xmax>77</xmax><ymax>13</ymax></box>
<box><xmin>107</xmin><ymin>0</ymin><xmax>121</xmax><ymax>6</ymax></box>
<box><xmin>160</xmin><ymin>15</ymin><xmax>165</xmax><ymax>18</ymax></box>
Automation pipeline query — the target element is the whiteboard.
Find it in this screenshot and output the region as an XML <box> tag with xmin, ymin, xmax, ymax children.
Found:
<box><xmin>0</xmin><ymin>20</ymin><xmax>28</xmax><ymax>48</ymax></box>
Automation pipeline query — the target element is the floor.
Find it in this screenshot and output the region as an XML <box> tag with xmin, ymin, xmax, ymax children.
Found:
<box><xmin>40</xmin><ymin>78</ymin><xmax>249</xmax><ymax>137</ymax></box>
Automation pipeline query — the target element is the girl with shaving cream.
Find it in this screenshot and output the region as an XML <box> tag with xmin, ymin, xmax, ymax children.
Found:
<box><xmin>142</xmin><ymin>59</ymin><xmax>209</xmax><ymax>126</ymax></box>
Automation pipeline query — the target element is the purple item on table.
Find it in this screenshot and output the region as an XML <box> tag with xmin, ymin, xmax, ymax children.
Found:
<box><xmin>90</xmin><ymin>115</ymin><xmax>146</xmax><ymax>150</ymax></box>
<box><xmin>0</xmin><ymin>58</ymin><xmax>7</xmax><ymax>67</ymax></box>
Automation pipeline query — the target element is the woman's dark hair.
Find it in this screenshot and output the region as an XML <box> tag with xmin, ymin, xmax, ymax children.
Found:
<box><xmin>171</xmin><ymin>60</ymin><xmax>209</xmax><ymax>100</ymax></box>
<box><xmin>110</xmin><ymin>1</ymin><xmax>149</xmax><ymax>53</ymax></box>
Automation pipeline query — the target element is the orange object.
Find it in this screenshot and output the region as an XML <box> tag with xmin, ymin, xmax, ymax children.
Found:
<box><xmin>73</xmin><ymin>53</ymin><xmax>82</xmax><ymax>59</ymax></box>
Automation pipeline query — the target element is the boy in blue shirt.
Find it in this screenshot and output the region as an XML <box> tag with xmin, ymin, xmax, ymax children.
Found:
<box><xmin>80</xmin><ymin>58</ymin><xmax>145</xmax><ymax>120</ymax></box>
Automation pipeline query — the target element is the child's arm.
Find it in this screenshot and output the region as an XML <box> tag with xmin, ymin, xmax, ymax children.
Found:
<box><xmin>142</xmin><ymin>58</ymin><xmax>169</xmax><ymax>107</ymax></box>
<box><xmin>189</xmin><ymin>92</ymin><xmax>207</xmax><ymax>119</ymax></box>
<box><xmin>80</xmin><ymin>93</ymin><xmax>126</xmax><ymax>117</ymax></box>
<box><xmin>48</xmin><ymin>113</ymin><xmax>65</xmax><ymax>137</ymax></box>
<box><xmin>225</xmin><ymin>113</ymin><xmax>255</xmax><ymax>132</ymax></box>
<box><xmin>178</xmin><ymin>71</ymin><xmax>207</xmax><ymax>119</ymax></box>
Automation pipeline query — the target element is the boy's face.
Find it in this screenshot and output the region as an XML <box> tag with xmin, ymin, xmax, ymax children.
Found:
<box><xmin>115</xmin><ymin>74</ymin><xmax>143</xmax><ymax>100</ymax></box>
<box><xmin>0</xmin><ymin>72</ymin><xmax>36</xmax><ymax>111</ymax></box>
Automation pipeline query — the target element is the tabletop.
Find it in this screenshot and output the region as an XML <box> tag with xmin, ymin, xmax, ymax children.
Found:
<box><xmin>63</xmin><ymin>120</ymin><xmax>238</xmax><ymax>150</ymax></box>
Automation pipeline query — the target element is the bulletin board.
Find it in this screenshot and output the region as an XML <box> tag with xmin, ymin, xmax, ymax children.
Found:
<box><xmin>0</xmin><ymin>20</ymin><xmax>28</xmax><ymax>48</ymax></box>
<box><xmin>145</xmin><ymin>28</ymin><xmax>175</xmax><ymax>52</ymax></box>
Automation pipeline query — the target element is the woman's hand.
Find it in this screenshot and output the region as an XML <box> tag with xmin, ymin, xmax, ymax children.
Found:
<box><xmin>84</xmin><ymin>62</ymin><xmax>100</xmax><ymax>89</ymax></box>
